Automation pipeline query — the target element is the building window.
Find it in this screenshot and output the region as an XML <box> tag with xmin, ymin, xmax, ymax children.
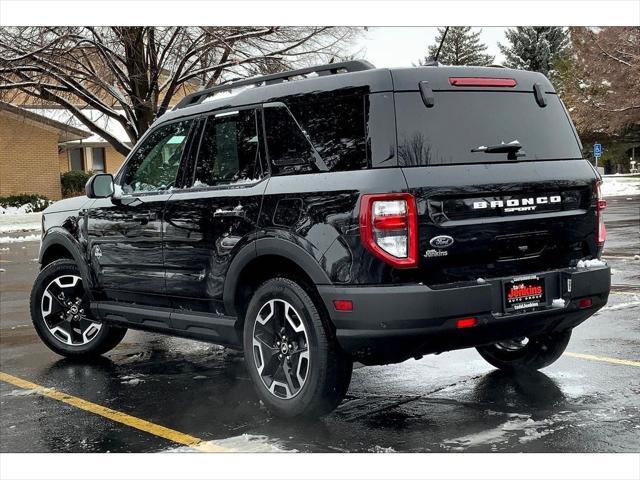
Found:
<box><xmin>92</xmin><ymin>147</ymin><xmax>106</xmax><ymax>173</ymax></box>
<box><xmin>69</xmin><ymin>148</ymin><xmax>84</xmax><ymax>171</ymax></box>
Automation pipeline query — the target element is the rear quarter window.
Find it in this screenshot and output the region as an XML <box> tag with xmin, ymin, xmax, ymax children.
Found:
<box><xmin>395</xmin><ymin>91</ymin><xmax>582</xmax><ymax>166</ymax></box>
<box><xmin>287</xmin><ymin>90</ymin><xmax>368</xmax><ymax>172</ymax></box>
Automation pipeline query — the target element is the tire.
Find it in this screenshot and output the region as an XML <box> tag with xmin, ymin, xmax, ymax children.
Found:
<box><xmin>476</xmin><ymin>330</ymin><xmax>572</xmax><ymax>371</ymax></box>
<box><xmin>30</xmin><ymin>259</ymin><xmax>127</xmax><ymax>358</ymax></box>
<box><xmin>243</xmin><ymin>277</ymin><xmax>352</xmax><ymax>418</ymax></box>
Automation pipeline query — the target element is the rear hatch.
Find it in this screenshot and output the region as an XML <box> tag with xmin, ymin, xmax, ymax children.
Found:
<box><xmin>392</xmin><ymin>67</ymin><xmax>599</xmax><ymax>286</ymax></box>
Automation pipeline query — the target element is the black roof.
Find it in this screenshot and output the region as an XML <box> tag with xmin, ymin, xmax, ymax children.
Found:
<box><xmin>157</xmin><ymin>61</ymin><xmax>555</xmax><ymax>127</ymax></box>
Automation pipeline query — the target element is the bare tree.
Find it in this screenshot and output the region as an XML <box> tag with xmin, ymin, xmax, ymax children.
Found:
<box><xmin>557</xmin><ymin>27</ymin><xmax>640</xmax><ymax>140</ymax></box>
<box><xmin>0</xmin><ymin>26</ymin><xmax>361</xmax><ymax>156</ymax></box>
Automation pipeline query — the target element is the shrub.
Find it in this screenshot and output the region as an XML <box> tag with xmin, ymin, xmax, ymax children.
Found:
<box><xmin>61</xmin><ymin>170</ymin><xmax>93</xmax><ymax>198</ymax></box>
<box><xmin>0</xmin><ymin>194</ymin><xmax>52</xmax><ymax>212</ymax></box>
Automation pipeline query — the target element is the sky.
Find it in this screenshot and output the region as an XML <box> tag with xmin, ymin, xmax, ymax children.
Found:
<box><xmin>353</xmin><ymin>27</ymin><xmax>509</xmax><ymax>67</ymax></box>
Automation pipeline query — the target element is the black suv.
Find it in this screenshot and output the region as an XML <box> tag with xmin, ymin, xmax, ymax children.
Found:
<box><xmin>31</xmin><ymin>60</ymin><xmax>611</xmax><ymax>417</ymax></box>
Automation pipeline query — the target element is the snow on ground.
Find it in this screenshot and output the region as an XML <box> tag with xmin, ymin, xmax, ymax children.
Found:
<box><xmin>601</xmin><ymin>175</ymin><xmax>640</xmax><ymax>197</ymax></box>
<box><xmin>0</xmin><ymin>203</ymin><xmax>43</xmax><ymax>234</ymax></box>
<box><xmin>0</xmin><ymin>234</ymin><xmax>40</xmax><ymax>244</ymax></box>
<box><xmin>0</xmin><ymin>212</ymin><xmax>42</xmax><ymax>233</ymax></box>
<box><xmin>163</xmin><ymin>434</ymin><xmax>295</xmax><ymax>453</ymax></box>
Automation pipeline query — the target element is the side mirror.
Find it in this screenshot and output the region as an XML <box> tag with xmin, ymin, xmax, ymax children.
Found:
<box><xmin>85</xmin><ymin>173</ymin><xmax>114</xmax><ymax>199</ymax></box>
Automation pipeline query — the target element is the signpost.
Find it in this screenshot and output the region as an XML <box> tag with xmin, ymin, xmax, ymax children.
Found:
<box><xmin>594</xmin><ymin>143</ymin><xmax>602</xmax><ymax>168</ymax></box>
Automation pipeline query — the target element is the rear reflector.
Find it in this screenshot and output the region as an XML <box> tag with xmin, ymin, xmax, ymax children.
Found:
<box><xmin>333</xmin><ymin>300</ymin><xmax>353</xmax><ymax>312</ymax></box>
<box><xmin>449</xmin><ymin>77</ymin><xmax>517</xmax><ymax>88</ymax></box>
<box><xmin>578</xmin><ymin>298</ymin><xmax>593</xmax><ymax>309</ymax></box>
<box><xmin>456</xmin><ymin>317</ymin><xmax>478</xmax><ymax>329</ymax></box>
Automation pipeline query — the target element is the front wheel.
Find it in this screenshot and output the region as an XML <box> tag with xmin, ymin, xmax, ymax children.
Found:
<box><xmin>243</xmin><ymin>277</ymin><xmax>352</xmax><ymax>418</ymax></box>
<box><xmin>30</xmin><ymin>259</ymin><xmax>127</xmax><ymax>358</ymax></box>
<box><xmin>476</xmin><ymin>330</ymin><xmax>572</xmax><ymax>371</ymax></box>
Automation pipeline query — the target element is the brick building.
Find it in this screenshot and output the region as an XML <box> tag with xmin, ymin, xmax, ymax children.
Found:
<box><xmin>0</xmin><ymin>102</ymin><xmax>90</xmax><ymax>200</ymax></box>
<box><xmin>1</xmin><ymin>82</ymin><xmax>193</xmax><ymax>201</ymax></box>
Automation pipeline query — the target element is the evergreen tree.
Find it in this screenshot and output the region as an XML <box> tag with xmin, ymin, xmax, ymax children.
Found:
<box><xmin>499</xmin><ymin>27</ymin><xmax>569</xmax><ymax>75</ymax></box>
<box><xmin>422</xmin><ymin>27</ymin><xmax>494</xmax><ymax>66</ymax></box>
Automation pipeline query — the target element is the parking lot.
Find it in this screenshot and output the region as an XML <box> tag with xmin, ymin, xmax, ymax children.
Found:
<box><xmin>1</xmin><ymin>196</ymin><xmax>638</xmax><ymax>453</ymax></box>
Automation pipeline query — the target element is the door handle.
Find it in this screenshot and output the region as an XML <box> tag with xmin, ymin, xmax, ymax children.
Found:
<box><xmin>213</xmin><ymin>207</ymin><xmax>245</xmax><ymax>218</ymax></box>
<box><xmin>131</xmin><ymin>214</ymin><xmax>151</xmax><ymax>225</ymax></box>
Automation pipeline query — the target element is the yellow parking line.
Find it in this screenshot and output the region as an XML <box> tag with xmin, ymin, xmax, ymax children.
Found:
<box><xmin>564</xmin><ymin>352</ymin><xmax>640</xmax><ymax>367</ymax></box>
<box><xmin>0</xmin><ymin>371</ymin><xmax>232</xmax><ymax>452</ymax></box>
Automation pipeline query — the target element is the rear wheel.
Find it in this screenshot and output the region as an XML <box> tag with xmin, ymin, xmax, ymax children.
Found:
<box><xmin>243</xmin><ymin>277</ymin><xmax>352</xmax><ymax>418</ymax></box>
<box><xmin>476</xmin><ymin>330</ymin><xmax>572</xmax><ymax>371</ymax></box>
<box><xmin>30</xmin><ymin>259</ymin><xmax>127</xmax><ymax>358</ymax></box>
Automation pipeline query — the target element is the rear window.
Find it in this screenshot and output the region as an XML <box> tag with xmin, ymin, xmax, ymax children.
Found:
<box><xmin>395</xmin><ymin>91</ymin><xmax>581</xmax><ymax>166</ymax></box>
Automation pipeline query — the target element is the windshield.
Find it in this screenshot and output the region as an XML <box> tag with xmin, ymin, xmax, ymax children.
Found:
<box><xmin>395</xmin><ymin>91</ymin><xmax>582</xmax><ymax>166</ymax></box>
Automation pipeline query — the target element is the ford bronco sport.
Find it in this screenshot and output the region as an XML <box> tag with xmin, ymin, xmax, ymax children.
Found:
<box><xmin>31</xmin><ymin>60</ymin><xmax>611</xmax><ymax>417</ymax></box>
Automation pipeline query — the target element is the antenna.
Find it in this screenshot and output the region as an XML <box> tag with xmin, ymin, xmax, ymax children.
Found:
<box><xmin>433</xmin><ymin>26</ymin><xmax>450</xmax><ymax>63</ymax></box>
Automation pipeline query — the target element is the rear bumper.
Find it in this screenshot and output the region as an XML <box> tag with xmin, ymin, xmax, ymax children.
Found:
<box><xmin>318</xmin><ymin>265</ymin><xmax>610</xmax><ymax>365</ymax></box>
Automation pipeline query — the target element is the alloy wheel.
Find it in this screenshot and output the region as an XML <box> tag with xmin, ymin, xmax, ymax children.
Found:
<box><xmin>252</xmin><ymin>299</ymin><xmax>310</xmax><ymax>399</ymax></box>
<box><xmin>495</xmin><ymin>337</ymin><xmax>530</xmax><ymax>352</ymax></box>
<box><xmin>40</xmin><ymin>275</ymin><xmax>102</xmax><ymax>346</ymax></box>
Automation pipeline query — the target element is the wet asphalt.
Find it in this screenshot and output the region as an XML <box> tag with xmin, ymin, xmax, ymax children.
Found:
<box><xmin>0</xmin><ymin>197</ymin><xmax>638</xmax><ymax>453</ymax></box>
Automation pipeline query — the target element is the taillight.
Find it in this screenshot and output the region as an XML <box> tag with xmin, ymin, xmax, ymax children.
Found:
<box><xmin>596</xmin><ymin>181</ymin><xmax>607</xmax><ymax>247</ymax></box>
<box><xmin>359</xmin><ymin>193</ymin><xmax>418</xmax><ymax>268</ymax></box>
<box><xmin>449</xmin><ymin>77</ymin><xmax>517</xmax><ymax>87</ymax></box>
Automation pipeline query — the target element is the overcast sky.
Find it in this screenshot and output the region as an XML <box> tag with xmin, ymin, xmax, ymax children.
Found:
<box><xmin>353</xmin><ymin>27</ymin><xmax>509</xmax><ymax>67</ymax></box>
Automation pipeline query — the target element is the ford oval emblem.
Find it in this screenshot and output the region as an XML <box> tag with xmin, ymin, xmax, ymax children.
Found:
<box><xmin>430</xmin><ymin>235</ymin><xmax>454</xmax><ymax>248</ymax></box>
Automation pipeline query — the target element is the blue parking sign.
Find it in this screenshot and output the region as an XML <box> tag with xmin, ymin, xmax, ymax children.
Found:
<box><xmin>594</xmin><ymin>143</ymin><xmax>602</xmax><ymax>157</ymax></box>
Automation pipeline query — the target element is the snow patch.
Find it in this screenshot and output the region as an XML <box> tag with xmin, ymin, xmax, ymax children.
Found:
<box><xmin>442</xmin><ymin>414</ymin><xmax>555</xmax><ymax>450</ymax></box>
<box><xmin>120</xmin><ymin>374</ymin><xmax>146</xmax><ymax>386</ymax></box>
<box><xmin>0</xmin><ymin>212</ymin><xmax>42</xmax><ymax>233</ymax></box>
<box><xmin>369</xmin><ymin>445</ymin><xmax>397</xmax><ymax>453</ymax></box>
<box><xmin>602</xmin><ymin>301</ymin><xmax>640</xmax><ymax>311</ymax></box>
<box><xmin>0</xmin><ymin>234</ymin><xmax>40</xmax><ymax>244</ymax></box>
<box><xmin>576</xmin><ymin>258</ymin><xmax>607</xmax><ymax>268</ymax></box>
<box><xmin>551</xmin><ymin>298</ymin><xmax>566</xmax><ymax>308</ymax></box>
<box><xmin>163</xmin><ymin>434</ymin><xmax>294</xmax><ymax>453</ymax></box>
<box><xmin>601</xmin><ymin>177</ymin><xmax>640</xmax><ymax>197</ymax></box>
<box><xmin>2</xmin><ymin>389</ymin><xmax>39</xmax><ymax>397</ymax></box>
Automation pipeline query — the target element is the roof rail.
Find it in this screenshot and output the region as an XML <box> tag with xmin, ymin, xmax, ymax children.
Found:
<box><xmin>173</xmin><ymin>59</ymin><xmax>375</xmax><ymax>110</ymax></box>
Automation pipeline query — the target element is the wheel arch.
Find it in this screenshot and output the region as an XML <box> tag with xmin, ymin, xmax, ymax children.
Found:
<box><xmin>39</xmin><ymin>230</ymin><xmax>94</xmax><ymax>292</ymax></box>
<box><xmin>224</xmin><ymin>237</ymin><xmax>331</xmax><ymax>321</ymax></box>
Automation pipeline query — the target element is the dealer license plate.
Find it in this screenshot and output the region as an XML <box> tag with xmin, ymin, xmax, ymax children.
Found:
<box><xmin>503</xmin><ymin>276</ymin><xmax>546</xmax><ymax>313</ymax></box>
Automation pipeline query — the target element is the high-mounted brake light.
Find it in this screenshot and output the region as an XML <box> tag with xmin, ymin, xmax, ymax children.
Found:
<box><xmin>359</xmin><ymin>193</ymin><xmax>418</xmax><ymax>268</ymax></box>
<box><xmin>596</xmin><ymin>181</ymin><xmax>607</xmax><ymax>247</ymax></box>
<box><xmin>449</xmin><ymin>77</ymin><xmax>517</xmax><ymax>88</ymax></box>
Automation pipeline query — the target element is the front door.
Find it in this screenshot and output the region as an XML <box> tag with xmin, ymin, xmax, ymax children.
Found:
<box><xmin>86</xmin><ymin>118</ymin><xmax>196</xmax><ymax>307</ymax></box>
<box><xmin>163</xmin><ymin>107</ymin><xmax>267</xmax><ymax>314</ymax></box>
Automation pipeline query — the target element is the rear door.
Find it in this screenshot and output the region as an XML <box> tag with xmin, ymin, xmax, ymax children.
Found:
<box><xmin>163</xmin><ymin>107</ymin><xmax>267</xmax><ymax>316</ymax></box>
<box><xmin>393</xmin><ymin>75</ymin><xmax>599</xmax><ymax>288</ymax></box>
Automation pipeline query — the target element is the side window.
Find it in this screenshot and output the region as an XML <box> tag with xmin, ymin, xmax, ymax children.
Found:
<box><xmin>288</xmin><ymin>92</ymin><xmax>368</xmax><ymax>171</ymax></box>
<box><xmin>263</xmin><ymin>105</ymin><xmax>317</xmax><ymax>176</ymax></box>
<box><xmin>120</xmin><ymin>120</ymin><xmax>193</xmax><ymax>194</ymax></box>
<box><xmin>193</xmin><ymin>109</ymin><xmax>263</xmax><ymax>187</ymax></box>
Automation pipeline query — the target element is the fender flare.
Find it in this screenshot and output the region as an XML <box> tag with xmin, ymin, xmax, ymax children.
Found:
<box><xmin>223</xmin><ymin>237</ymin><xmax>331</xmax><ymax>316</ymax></box>
<box><xmin>39</xmin><ymin>229</ymin><xmax>94</xmax><ymax>293</ymax></box>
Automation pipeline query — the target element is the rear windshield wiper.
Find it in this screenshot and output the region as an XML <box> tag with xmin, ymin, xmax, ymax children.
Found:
<box><xmin>471</xmin><ymin>141</ymin><xmax>526</xmax><ymax>160</ymax></box>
